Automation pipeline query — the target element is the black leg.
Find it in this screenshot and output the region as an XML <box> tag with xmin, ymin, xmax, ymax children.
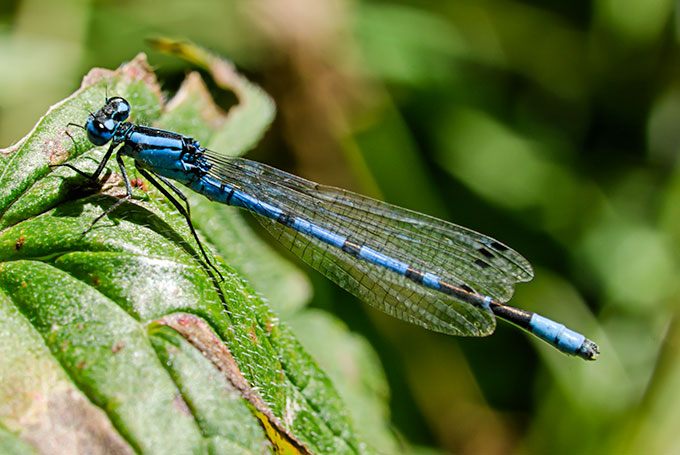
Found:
<box><xmin>136</xmin><ymin>167</ymin><xmax>224</xmax><ymax>280</ymax></box>
<box><xmin>50</xmin><ymin>140</ymin><xmax>119</xmax><ymax>181</ymax></box>
<box><xmin>86</xmin><ymin>151</ymin><xmax>133</xmax><ymax>232</ymax></box>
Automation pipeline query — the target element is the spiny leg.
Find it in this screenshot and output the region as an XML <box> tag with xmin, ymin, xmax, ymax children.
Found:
<box><xmin>136</xmin><ymin>167</ymin><xmax>224</xmax><ymax>281</ymax></box>
<box><xmin>86</xmin><ymin>151</ymin><xmax>133</xmax><ymax>232</ymax></box>
<box><xmin>49</xmin><ymin>131</ymin><xmax>130</xmax><ymax>233</ymax></box>
<box><xmin>50</xmin><ymin>139</ymin><xmax>119</xmax><ymax>181</ymax></box>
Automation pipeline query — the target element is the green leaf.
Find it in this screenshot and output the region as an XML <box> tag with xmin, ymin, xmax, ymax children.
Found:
<box><xmin>0</xmin><ymin>53</ymin><xmax>375</xmax><ymax>454</ymax></box>
<box><xmin>0</xmin><ymin>424</ymin><xmax>38</xmax><ymax>455</ymax></box>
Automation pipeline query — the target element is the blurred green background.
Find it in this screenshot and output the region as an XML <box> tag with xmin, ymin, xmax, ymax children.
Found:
<box><xmin>2</xmin><ymin>0</ymin><xmax>679</xmax><ymax>453</ymax></box>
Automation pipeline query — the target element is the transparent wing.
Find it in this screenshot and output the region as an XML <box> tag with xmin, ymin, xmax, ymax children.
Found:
<box><xmin>206</xmin><ymin>153</ymin><xmax>534</xmax><ymax>336</ymax></box>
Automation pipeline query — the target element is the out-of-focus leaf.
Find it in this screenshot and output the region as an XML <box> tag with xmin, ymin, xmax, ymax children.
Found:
<box><xmin>647</xmin><ymin>87</ymin><xmax>680</xmax><ymax>165</ymax></box>
<box><xmin>434</xmin><ymin>106</ymin><xmax>600</xmax><ymax>235</ymax></box>
<box><xmin>594</xmin><ymin>0</ymin><xmax>674</xmax><ymax>43</ymax></box>
<box><xmin>354</xmin><ymin>3</ymin><xmax>467</xmax><ymax>85</ymax></box>
<box><xmin>579</xmin><ymin>220</ymin><xmax>678</xmax><ymax>307</ymax></box>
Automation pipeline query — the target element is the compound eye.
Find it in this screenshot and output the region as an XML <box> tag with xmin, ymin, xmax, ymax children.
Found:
<box><xmin>108</xmin><ymin>97</ymin><xmax>131</xmax><ymax>121</ymax></box>
<box><xmin>87</xmin><ymin>118</ymin><xmax>115</xmax><ymax>146</ymax></box>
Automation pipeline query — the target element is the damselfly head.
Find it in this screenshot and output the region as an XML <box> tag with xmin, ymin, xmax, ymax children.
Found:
<box><xmin>105</xmin><ymin>97</ymin><xmax>131</xmax><ymax>122</ymax></box>
<box><xmin>85</xmin><ymin>97</ymin><xmax>131</xmax><ymax>146</ymax></box>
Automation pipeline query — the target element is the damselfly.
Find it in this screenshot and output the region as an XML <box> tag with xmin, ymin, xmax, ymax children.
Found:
<box><xmin>56</xmin><ymin>96</ymin><xmax>599</xmax><ymax>360</ymax></box>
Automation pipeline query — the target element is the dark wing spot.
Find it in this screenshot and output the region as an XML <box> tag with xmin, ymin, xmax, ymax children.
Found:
<box><xmin>478</xmin><ymin>248</ymin><xmax>494</xmax><ymax>259</ymax></box>
<box><xmin>490</xmin><ymin>241</ymin><xmax>508</xmax><ymax>251</ymax></box>
<box><xmin>474</xmin><ymin>259</ymin><xmax>491</xmax><ymax>269</ymax></box>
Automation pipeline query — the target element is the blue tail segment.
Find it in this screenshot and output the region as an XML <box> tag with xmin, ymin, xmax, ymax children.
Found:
<box><xmin>529</xmin><ymin>314</ymin><xmax>599</xmax><ymax>359</ymax></box>
<box><xmin>58</xmin><ymin>96</ymin><xmax>600</xmax><ymax>361</ymax></box>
